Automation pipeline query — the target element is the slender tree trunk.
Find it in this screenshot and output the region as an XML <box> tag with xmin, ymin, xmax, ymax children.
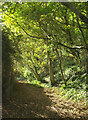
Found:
<box><xmin>61</xmin><ymin>2</ymin><xmax>88</xmax><ymax>25</ymax></box>
<box><xmin>33</xmin><ymin>66</ymin><xmax>41</xmax><ymax>81</ymax></box>
<box><xmin>55</xmin><ymin>48</ymin><xmax>67</xmax><ymax>86</ymax></box>
<box><xmin>64</xmin><ymin>12</ymin><xmax>73</xmax><ymax>45</ymax></box>
<box><xmin>77</xmin><ymin>16</ymin><xmax>88</xmax><ymax>85</ymax></box>
<box><xmin>30</xmin><ymin>57</ymin><xmax>41</xmax><ymax>81</ymax></box>
<box><xmin>47</xmin><ymin>50</ymin><xmax>54</xmax><ymax>86</ymax></box>
<box><xmin>85</xmin><ymin>24</ymin><xmax>88</xmax><ymax>85</ymax></box>
<box><xmin>86</xmin><ymin>43</ymin><xmax>88</xmax><ymax>85</ymax></box>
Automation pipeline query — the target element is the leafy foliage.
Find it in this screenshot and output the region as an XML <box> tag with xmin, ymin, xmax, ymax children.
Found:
<box><xmin>2</xmin><ymin>2</ymin><xmax>87</xmax><ymax>103</ymax></box>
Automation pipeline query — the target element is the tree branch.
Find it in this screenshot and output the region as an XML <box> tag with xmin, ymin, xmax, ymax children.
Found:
<box><xmin>5</xmin><ymin>13</ymin><xmax>48</xmax><ymax>40</ymax></box>
<box><xmin>5</xmin><ymin>13</ymin><xmax>87</xmax><ymax>51</ymax></box>
<box><xmin>39</xmin><ymin>23</ymin><xmax>86</xmax><ymax>50</ymax></box>
<box><xmin>57</xmin><ymin>42</ymin><xmax>86</xmax><ymax>50</ymax></box>
<box><xmin>76</xmin><ymin>16</ymin><xmax>87</xmax><ymax>48</ymax></box>
<box><xmin>61</xmin><ymin>2</ymin><xmax>88</xmax><ymax>25</ymax></box>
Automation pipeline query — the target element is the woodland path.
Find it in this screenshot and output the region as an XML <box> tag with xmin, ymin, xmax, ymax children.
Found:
<box><xmin>3</xmin><ymin>81</ymin><xmax>87</xmax><ymax>119</ymax></box>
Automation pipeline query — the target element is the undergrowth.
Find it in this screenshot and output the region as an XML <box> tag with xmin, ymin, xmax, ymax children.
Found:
<box><xmin>18</xmin><ymin>65</ymin><xmax>87</xmax><ymax>104</ymax></box>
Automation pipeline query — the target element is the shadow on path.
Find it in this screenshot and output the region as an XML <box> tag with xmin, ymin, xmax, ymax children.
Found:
<box><xmin>2</xmin><ymin>81</ymin><xmax>87</xmax><ymax>120</ymax></box>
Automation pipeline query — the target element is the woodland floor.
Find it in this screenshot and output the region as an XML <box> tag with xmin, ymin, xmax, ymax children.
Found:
<box><xmin>2</xmin><ymin>81</ymin><xmax>88</xmax><ymax>120</ymax></box>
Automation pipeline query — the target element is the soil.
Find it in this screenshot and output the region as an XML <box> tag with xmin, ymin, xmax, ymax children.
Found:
<box><xmin>2</xmin><ymin>81</ymin><xmax>88</xmax><ymax>120</ymax></box>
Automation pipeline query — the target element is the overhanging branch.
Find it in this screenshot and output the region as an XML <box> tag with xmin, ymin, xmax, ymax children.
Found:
<box><xmin>5</xmin><ymin>13</ymin><xmax>48</xmax><ymax>40</ymax></box>
<box><xmin>61</xmin><ymin>2</ymin><xmax>88</xmax><ymax>25</ymax></box>
<box><xmin>5</xmin><ymin>13</ymin><xmax>87</xmax><ymax>51</ymax></box>
<box><xmin>57</xmin><ymin>42</ymin><xmax>86</xmax><ymax>50</ymax></box>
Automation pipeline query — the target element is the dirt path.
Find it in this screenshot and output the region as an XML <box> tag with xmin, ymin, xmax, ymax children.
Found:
<box><xmin>2</xmin><ymin>81</ymin><xmax>87</xmax><ymax>119</ymax></box>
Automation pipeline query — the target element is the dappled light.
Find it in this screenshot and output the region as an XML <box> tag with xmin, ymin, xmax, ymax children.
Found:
<box><xmin>2</xmin><ymin>82</ymin><xmax>87</xmax><ymax>119</ymax></box>
<box><xmin>3</xmin><ymin>82</ymin><xmax>61</xmax><ymax>118</ymax></box>
<box><xmin>2</xmin><ymin>2</ymin><xmax>88</xmax><ymax>119</ymax></box>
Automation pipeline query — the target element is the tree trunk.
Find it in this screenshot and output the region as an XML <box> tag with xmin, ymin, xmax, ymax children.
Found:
<box><xmin>61</xmin><ymin>2</ymin><xmax>88</xmax><ymax>25</ymax></box>
<box><xmin>30</xmin><ymin>57</ymin><xmax>41</xmax><ymax>81</ymax></box>
<box><xmin>86</xmin><ymin>47</ymin><xmax>88</xmax><ymax>85</ymax></box>
<box><xmin>86</xmin><ymin>23</ymin><xmax>88</xmax><ymax>85</ymax></box>
<box><xmin>47</xmin><ymin>51</ymin><xmax>54</xmax><ymax>86</ymax></box>
<box><xmin>76</xmin><ymin>16</ymin><xmax>88</xmax><ymax>85</ymax></box>
<box><xmin>33</xmin><ymin>66</ymin><xmax>41</xmax><ymax>81</ymax></box>
<box><xmin>55</xmin><ymin>48</ymin><xmax>67</xmax><ymax>86</ymax></box>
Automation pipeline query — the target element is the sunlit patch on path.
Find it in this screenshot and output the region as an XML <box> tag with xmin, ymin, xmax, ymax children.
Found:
<box><xmin>2</xmin><ymin>82</ymin><xmax>87</xmax><ymax>119</ymax></box>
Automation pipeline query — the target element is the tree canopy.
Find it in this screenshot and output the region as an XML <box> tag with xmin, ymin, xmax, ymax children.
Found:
<box><xmin>2</xmin><ymin>2</ymin><xmax>88</xmax><ymax>100</ymax></box>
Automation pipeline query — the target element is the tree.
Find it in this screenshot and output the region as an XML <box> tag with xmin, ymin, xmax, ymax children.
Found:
<box><xmin>2</xmin><ymin>26</ymin><xmax>15</xmax><ymax>100</ymax></box>
<box><xmin>2</xmin><ymin>2</ymin><xmax>87</xmax><ymax>86</ymax></box>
